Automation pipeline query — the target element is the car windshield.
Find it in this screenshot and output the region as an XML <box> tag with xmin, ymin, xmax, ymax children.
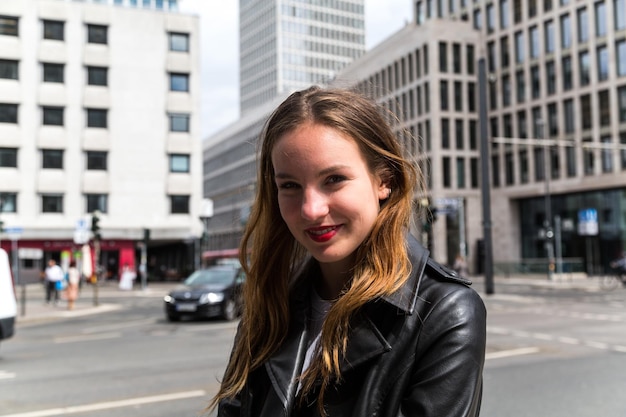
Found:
<box><xmin>184</xmin><ymin>268</ymin><xmax>236</xmax><ymax>286</ymax></box>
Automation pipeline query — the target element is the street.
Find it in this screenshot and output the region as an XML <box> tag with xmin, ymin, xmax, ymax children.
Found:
<box><xmin>0</xmin><ymin>278</ymin><xmax>625</xmax><ymax>417</ymax></box>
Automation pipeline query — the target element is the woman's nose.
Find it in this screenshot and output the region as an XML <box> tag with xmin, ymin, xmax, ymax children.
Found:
<box><xmin>300</xmin><ymin>188</ymin><xmax>328</xmax><ymax>220</ymax></box>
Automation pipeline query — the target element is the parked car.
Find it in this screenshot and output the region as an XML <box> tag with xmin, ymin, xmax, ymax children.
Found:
<box><xmin>0</xmin><ymin>249</ymin><xmax>17</xmax><ymax>347</ymax></box>
<box><xmin>164</xmin><ymin>264</ymin><xmax>245</xmax><ymax>321</ymax></box>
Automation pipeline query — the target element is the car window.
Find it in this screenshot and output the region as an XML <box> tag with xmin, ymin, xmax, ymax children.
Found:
<box><xmin>185</xmin><ymin>269</ymin><xmax>235</xmax><ymax>285</ymax></box>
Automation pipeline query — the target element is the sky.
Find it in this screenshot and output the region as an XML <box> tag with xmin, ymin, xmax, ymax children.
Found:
<box><xmin>177</xmin><ymin>1</ymin><xmax>413</xmax><ymax>138</ymax></box>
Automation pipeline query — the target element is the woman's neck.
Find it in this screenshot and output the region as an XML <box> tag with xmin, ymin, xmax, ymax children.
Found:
<box><xmin>316</xmin><ymin>258</ymin><xmax>354</xmax><ymax>300</ymax></box>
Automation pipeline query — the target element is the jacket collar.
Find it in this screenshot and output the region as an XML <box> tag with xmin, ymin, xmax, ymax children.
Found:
<box><xmin>264</xmin><ymin>234</ymin><xmax>430</xmax><ymax>411</ymax></box>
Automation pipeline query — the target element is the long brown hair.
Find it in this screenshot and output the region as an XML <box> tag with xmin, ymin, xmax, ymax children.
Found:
<box><xmin>210</xmin><ymin>86</ymin><xmax>421</xmax><ymax>412</ymax></box>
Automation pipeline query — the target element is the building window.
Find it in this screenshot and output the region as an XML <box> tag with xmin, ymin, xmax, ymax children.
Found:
<box><xmin>0</xmin><ymin>59</ymin><xmax>18</xmax><ymax>79</ymax></box>
<box><xmin>601</xmin><ymin>135</ymin><xmax>613</xmax><ymax>173</ymax></box>
<box><xmin>0</xmin><ymin>193</ymin><xmax>17</xmax><ymax>213</ymax></box>
<box><xmin>486</xmin><ymin>3</ymin><xmax>495</xmax><ymax>33</ymax></box>
<box><xmin>616</xmin><ymin>0</ymin><xmax>626</xmax><ymax>30</ymax></box>
<box><xmin>566</xmin><ymin>146</ymin><xmax>576</xmax><ymax>177</ymax></box>
<box><xmin>513</xmin><ymin>0</ymin><xmax>522</xmax><ymax>23</ymax></box>
<box><xmin>467</xmin><ymin>82</ymin><xmax>476</xmax><ymax>112</ymax></box>
<box><xmin>545</xmin><ymin>20</ymin><xmax>555</xmax><ymax>54</ymax></box>
<box><xmin>87</xmin><ymin>108</ymin><xmax>107</xmax><ymax>128</ymax></box>
<box><xmin>169</xmin><ymin>32</ymin><xmax>189</xmax><ymax>52</ymax></box>
<box><xmin>441</xmin><ymin>119</ymin><xmax>450</xmax><ymax>149</ymax></box>
<box><xmin>0</xmin><ymin>148</ymin><xmax>17</xmax><ymax>167</ymax></box>
<box><xmin>580</xmin><ymin>94</ymin><xmax>592</xmax><ymax>130</ymax></box>
<box><xmin>599</xmin><ymin>90</ymin><xmax>611</xmax><ymax>126</ymax></box>
<box><xmin>505</xmin><ymin>152</ymin><xmax>514</xmax><ymax>185</ymax></box>
<box><xmin>169</xmin><ymin>154</ymin><xmax>190</xmax><ymax>173</ymax></box>
<box><xmin>455</xmin><ymin>119</ymin><xmax>464</xmax><ymax>149</ymax></box>
<box><xmin>516</xmin><ymin>69</ymin><xmax>525</xmax><ymax>103</ymax></box>
<box><xmin>583</xmin><ymin>138</ymin><xmax>594</xmax><ymax>175</ymax></box>
<box><xmin>579</xmin><ymin>50</ymin><xmax>591</xmax><ymax>86</ymax></box>
<box><xmin>456</xmin><ymin>157</ymin><xmax>466</xmax><ymax>188</ymax></box>
<box><xmin>86</xmin><ymin>151</ymin><xmax>107</xmax><ymax>170</ymax></box>
<box><xmin>500</xmin><ymin>0</ymin><xmax>509</xmax><ymax>29</ymax></box>
<box><xmin>0</xmin><ymin>103</ymin><xmax>18</xmax><ymax>123</ymax></box>
<box><xmin>577</xmin><ymin>7</ymin><xmax>589</xmax><ymax>43</ymax></box>
<box><xmin>469</xmin><ymin>120</ymin><xmax>477</xmax><ymax>149</ymax></box>
<box><xmin>487</xmin><ymin>41</ymin><xmax>496</xmax><ymax>72</ymax></box>
<box><xmin>597</xmin><ymin>44</ymin><xmax>609</xmax><ymax>81</ymax></box>
<box><xmin>562</xmin><ymin>55</ymin><xmax>573</xmax><ymax>90</ymax></box>
<box><xmin>86</xmin><ymin>194</ymin><xmax>107</xmax><ymax>213</ymax></box>
<box><xmin>560</xmin><ymin>13</ymin><xmax>571</xmax><ymax>49</ymax></box>
<box><xmin>452</xmin><ymin>43</ymin><xmax>461</xmax><ymax>74</ymax></box>
<box><xmin>42</xmin><ymin>106</ymin><xmax>63</xmax><ymax>126</ymax></box>
<box><xmin>43</xmin><ymin>63</ymin><xmax>64</xmax><ymax>83</ymax></box>
<box><xmin>169</xmin><ymin>73</ymin><xmax>189</xmax><ymax>92</ymax></box>
<box><xmin>619</xmin><ymin>86</ymin><xmax>626</xmax><ymax>122</ymax></box>
<box><xmin>87</xmin><ymin>66</ymin><xmax>107</xmax><ymax>86</ymax></box>
<box><xmin>621</xmin><ymin>132</ymin><xmax>626</xmax><ymax>170</ymax></box>
<box><xmin>547</xmin><ymin>102</ymin><xmax>558</xmax><ymax>136</ymax></box>
<box><xmin>440</xmin><ymin>80</ymin><xmax>448</xmax><ymax>110</ymax></box>
<box><xmin>42</xmin><ymin>149</ymin><xmax>63</xmax><ymax>169</ymax></box>
<box><xmin>42</xmin><ymin>194</ymin><xmax>63</xmax><ymax>213</ymax></box>
<box><xmin>563</xmin><ymin>99</ymin><xmax>575</xmax><ymax>133</ymax></box>
<box><xmin>617</xmin><ymin>39</ymin><xmax>626</xmax><ymax>77</ymax></box>
<box><xmin>466</xmin><ymin>45</ymin><xmax>475</xmax><ymax>74</ymax></box>
<box><xmin>492</xmin><ymin>155</ymin><xmax>500</xmax><ymax>187</ymax></box>
<box><xmin>502</xmin><ymin>74</ymin><xmax>511</xmax><ymax>107</ymax></box>
<box><xmin>442</xmin><ymin>157</ymin><xmax>451</xmax><ymax>188</ymax></box>
<box><xmin>500</xmin><ymin>36</ymin><xmax>510</xmax><ymax>68</ymax></box>
<box><xmin>531</xmin><ymin>65</ymin><xmax>541</xmax><ymax>99</ymax></box>
<box><xmin>595</xmin><ymin>1</ymin><xmax>607</xmax><ymax>37</ymax></box>
<box><xmin>170</xmin><ymin>195</ymin><xmax>189</xmax><ymax>214</ymax></box>
<box><xmin>0</xmin><ymin>16</ymin><xmax>18</xmax><ymax>36</ymax></box>
<box><xmin>519</xmin><ymin>150</ymin><xmax>528</xmax><ymax>184</ymax></box>
<box><xmin>43</xmin><ymin>20</ymin><xmax>64</xmax><ymax>40</ymax></box>
<box><xmin>503</xmin><ymin>113</ymin><xmax>513</xmax><ymax>137</ymax></box>
<box><xmin>87</xmin><ymin>24</ymin><xmax>108</xmax><ymax>44</ymax></box>
<box><xmin>454</xmin><ymin>81</ymin><xmax>462</xmax><ymax>111</ymax></box>
<box><xmin>169</xmin><ymin>113</ymin><xmax>189</xmax><ymax>132</ymax></box>
<box><xmin>514</xmin><ymin>31</ymin><xmax>524</xmax><ymax>63</ymax></box>
<box><xmin>529</xmin><ymin>25</ymin><xmax>539</xmax><ymax>59</ymax></box>
<box><xmin>470</xmin><ymin>157</ymin><xmax>479</xmax><ymax>188</ymax></box>
<box><xmin>517</xmin><ymin>110</ymin><xmax>527</xmax><ymax>138</ymax></box>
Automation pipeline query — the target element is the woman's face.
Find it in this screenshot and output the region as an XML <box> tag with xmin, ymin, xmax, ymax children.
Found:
<box><xmin>272</xmin><ymin>122</ymin><xmax>388</xmax><ymax>269</ymax></box>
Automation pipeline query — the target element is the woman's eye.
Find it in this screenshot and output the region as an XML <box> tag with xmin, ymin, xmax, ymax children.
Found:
<box><xmin>326</xmin><ymin>175</ymin><xmax>346</xmax><ymax>184</ymax></box>
<box><xmin>277</xmin><ymin>181</ymin><xmax>299</xmax><ymax>190</ymax></box>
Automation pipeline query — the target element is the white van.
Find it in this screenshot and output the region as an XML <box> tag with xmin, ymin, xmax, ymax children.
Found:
<box><xmin>0</xmin><ymin>248</ymin><xmax>17</xmax><ymax>344</ymax></box>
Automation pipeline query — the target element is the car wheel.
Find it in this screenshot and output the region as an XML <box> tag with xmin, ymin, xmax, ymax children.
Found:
<box><xmin>167</xmin><ymin>313</ymin><xmax>180</xmax><ymax>322</ymax></box>
<box><xmin>222</xmin><ymin>299</ymin><xmax>237</xmax><ymax>321</ymax></box>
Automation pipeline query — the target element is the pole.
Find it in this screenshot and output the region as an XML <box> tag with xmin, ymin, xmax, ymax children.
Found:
<box><xmin>539</xmin><ymin>120</ymin><xmax>555</xmax><ymax>280</ymax></box>
<box><xmin>478</xmin><ymin>58</ymin><xmax>494</xmax><ymax>294</ymax></box>
<box><xmin>93</xmin><ymin>238</ymin><xmax>100</xmax><ymax>306</ymax></box>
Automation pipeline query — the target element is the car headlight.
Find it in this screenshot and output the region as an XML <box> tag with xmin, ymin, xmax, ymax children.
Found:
<box><xmin>164</xmin><ymin>295</ymin><xmax>174</xmax><ymax>303</ymax></box>
<box><xmin>199</xmin><ymin>292</ymin><xmax>224</xmax><ymax>304</ymax></box>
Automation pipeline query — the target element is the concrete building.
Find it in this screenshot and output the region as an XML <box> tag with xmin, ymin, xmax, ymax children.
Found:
<box><xmin>203</xmin><ymin>0</ymin><xmax>626</xmax><ymax>275</ymax></box>
<box><xmin>0</xmin><ymin>0</ymin><xmax>203</xmax><ymax>282</ymax></box>
<box><xmin>239</xmin><ymin>0</ymin><xmax>366</xmax><ymax>113</ymax></box>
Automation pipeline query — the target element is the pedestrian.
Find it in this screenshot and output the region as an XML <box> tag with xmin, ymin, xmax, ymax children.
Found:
<box><xmin>209</xmin><ymin>86</ymin><xmax>486</xmax><ymax>417</ymax></box>
<box><xmin>119</xmin><ymin>264</ymin><xmax>136</xmax><ymax>290</ymax></box>
<box><xmin>66</xmin><ymin>260</ymin><xmax>81</xmax><ymax>310</ymax></box>
<box><xmin>453</xmin><ymin>253</ymin><xmax>469</xmax><ymax>277</ymax></box>
<box><xmin>43</xmin><ymin>258</ymin><xmax>64</xmax><ymax>305</ymax></box>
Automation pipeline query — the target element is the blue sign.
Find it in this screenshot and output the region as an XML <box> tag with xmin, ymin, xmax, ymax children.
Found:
<box><xmin>578</xmin><ymin>208</ymin><xmax>598</xmax><ymax>236</ymax></box>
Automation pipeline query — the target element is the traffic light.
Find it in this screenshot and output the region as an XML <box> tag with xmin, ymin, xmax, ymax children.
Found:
<box><xmin>91</xmin><ymin>212</ymin><xmax>101</xmax><ymax>241</ymax></box>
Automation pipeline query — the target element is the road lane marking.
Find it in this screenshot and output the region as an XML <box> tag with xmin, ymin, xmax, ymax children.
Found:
<box><xmin>54</xmin><ymin>332</ymin><xmax>121</xmax><ymax>344</ymax></box>
<box><xmin>0</xmin><ymin>370</ymin><xmax>16</xmax><ymax>380</ymax></box>
<box><xmin>486</xmin><ymin>346</ymin><xmax>540</xmax><ymax>360</ymax></box>
<box><xmin>0</xmin><ymin>390</ymin><xmax>207</xmax><ymax>417</ymax></box>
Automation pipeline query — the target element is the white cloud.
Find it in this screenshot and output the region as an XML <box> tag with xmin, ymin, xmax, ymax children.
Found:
<box><xmin>178</xmin><ymin>0</ymin><xmax>412</xmax><ymax>138</ymax></box>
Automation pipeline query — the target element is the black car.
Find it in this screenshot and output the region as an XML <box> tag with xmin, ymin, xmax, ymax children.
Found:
<box><xmin>164</xmin><ymin>264</ymin><xmax>245</xmax><ymax>321</ymax></box>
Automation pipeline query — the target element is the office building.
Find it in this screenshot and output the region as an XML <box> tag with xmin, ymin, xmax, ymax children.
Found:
<box><xmin>239</xmin><ymin>0</ymin><xmax>366</xmax><ymax>113</ymax></box>
<box><xmin>203</xmin><ymin>0</ymin><xmax>626</xmax><ymax>275</ymax></box>
<box><xmin>0</xmin><ymin>0</ymin><xmax>203</xmax><ymax>282</ymax></box>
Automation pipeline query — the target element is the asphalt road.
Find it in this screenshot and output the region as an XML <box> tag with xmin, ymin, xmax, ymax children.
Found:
<box><xmin>0</xmin><ymin>277</ymin><xmax>625</xmax><ymax>417</ymax></box>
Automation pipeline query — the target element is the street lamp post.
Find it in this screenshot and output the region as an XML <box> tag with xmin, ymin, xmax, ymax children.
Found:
<box><xmin>538</xmin><ymin>120</ymin><xmax>555</xmax><ymax>280</ymax></box>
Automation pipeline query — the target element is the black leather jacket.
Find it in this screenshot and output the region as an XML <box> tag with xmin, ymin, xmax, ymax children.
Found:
<box><xmin>218</xmin><ymin>235</ymin><xmax>487</xmax><ymax>417</ymax></box>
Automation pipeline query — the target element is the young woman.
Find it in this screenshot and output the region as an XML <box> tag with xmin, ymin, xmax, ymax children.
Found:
<box><xmin>211</xmin><ymin>86</ymin><xmax>486</xmax><ymax>416</ymax></box>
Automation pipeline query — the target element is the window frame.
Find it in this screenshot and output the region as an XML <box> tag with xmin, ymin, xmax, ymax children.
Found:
<box><xmin>169</xmin><ymin>154</ymin><xmax>190</xmax><ymax>173</ymax></box>
<box><xmin>42</xmin><ymin>149</ymin><xmax>64</xmax><ymax>169</ymax></box>
<box><xmin>86</xmin><ymin>193</ymin><xmax>108</xmax><ymax>213</ymax></box>
<box><xmin>169</xmin><ymin>32</ymin><xmax>189</xmax><ymax>52</ymax></box>
<box><xmin>86</xmin><ymin>151</ymin><xmax>108</xmax><ymax>170</ymax></box>
<box><xmin>41</xmin><ymin>194</ymin><xmax>63</xmax><ymax>213</ymax></box>
<box><xmin>0</xmin><ymin>192</ymin><xmax>17</xmax><ymax>213</ymax></box>
<box><xmin>87</xmin><ymin>24</ymin><xmax>108</xmax><ymax>44</ymax></box>
<box><xmin>170</xmin><ymin>195</ymin><xmax>190</xmax><ymax>214</ymax></box>
<box><xmin>42</xmin><ymin>106</ymin><xmax>64</xmax><ymax>126</ymax></box>
<box><xmin>169</xmin><ymin>113</ymin><xmax>190</xmax><ymax>132</ymax></box>
<box><xmin>0</xmin><ymin>15</ymin><xmax>18</xmax><ymax>36</ymax></box>
<box><xmin>43</xmin><ymin>62</ymin><xmax>64</xmax><ymax>83</ymax></box>
<box><xmin>0</xmin><ymin>59</ymin><xmax>18</xmax><ymax>80</ymax></box>
<box><xmin>87</xmin><ymin>66</ymin><xmax>108</xmax><ymax>86</ymax></box>
<box><xmin>0</xmin><ymin>103</ymin><xmax>18</xmax><ymax>123</ymax></box>
<box><xmin>169</xmin><ymin>73</ymin><xmax>189</xmax><ymax>92</ymax></box>
<box><xmin>43</xmin><ymin>19</ymin><xmax>64</xmax><ymax>40</ymax></box>
<box><xmin>0</xmin><ymin>147</ymin><xmax>17</xmax><ymax>168</ymax></box>
<box><xmin>86</xmin><ymin>108</ymin><xmax>108</xmax><ymax>128</ymax></box>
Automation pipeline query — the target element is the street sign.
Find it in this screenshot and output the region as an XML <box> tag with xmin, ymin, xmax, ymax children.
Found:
<box><xmin>4</xmin><ymin>226</ymin><xmax>23</xmax><ymax>240</ymax></box>
<box><xmin>578</xmin><ymin>208</ymin><xmax>598</xmax><ymax>236</ymax></box>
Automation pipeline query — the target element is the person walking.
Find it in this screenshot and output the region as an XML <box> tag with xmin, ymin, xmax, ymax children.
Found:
<box><xmin>66</xmin><ymin>260</ymin><xmax>81</xmax><ymax>310</ymax></box>
<box><xmin>209</xmin><ymin>86</ymin><xmax>486</xmax><ymax>417</ymax></box>
<box><xmin>44</xmin><ymin>258</ymin><xmax>64</xmax><ymax>305</ymax></box>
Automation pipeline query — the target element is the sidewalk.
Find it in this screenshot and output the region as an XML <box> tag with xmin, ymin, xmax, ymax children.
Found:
<box><xmin>13</xmin><ymin>281</ymin><xmax>179</xmax><ymax>325</ymax></box>
<box><xmin>472</xmin><ymin>272</ymin><xmax>604</xmax><ymax>295</ymax></box>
